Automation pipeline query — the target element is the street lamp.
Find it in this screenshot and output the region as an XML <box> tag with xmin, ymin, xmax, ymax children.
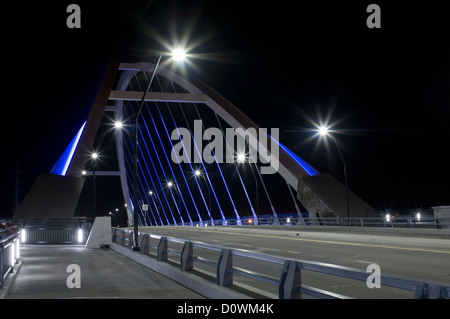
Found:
<box><xmin>132</xmin><ymin>48</ymin><xmax>187</xmax><ymax>250</ymax></box>
<box><xmin>114</xmin><ymin>121</ymin><xmax>123</xmax><ymax>129</ymax></box>
<box><xmin>236</xmin><ymin>153</ymin><xmax>246</xmax><ymax>163</ymax></box>
<box><xmin>316</xmin><ymin>126</ymin><xmax>351</xmax><ymax>224</ymax></box>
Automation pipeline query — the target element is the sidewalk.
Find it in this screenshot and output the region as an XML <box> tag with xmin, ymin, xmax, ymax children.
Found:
<box><xmin>5</xmin><ymin>245</ymin><xmax>204</xmax><ymax>299</ymax></box>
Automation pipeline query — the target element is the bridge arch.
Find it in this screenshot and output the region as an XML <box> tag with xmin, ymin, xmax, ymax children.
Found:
<box><xmin>112</xmin><ymin>62</ymin><xmax>321</xmax><ymax>225</ymax></box>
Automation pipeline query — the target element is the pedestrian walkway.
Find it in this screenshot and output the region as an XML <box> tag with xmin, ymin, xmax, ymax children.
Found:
<box><xmin>5</xmin><ymin>245</ymin><xmax>204</xmax><ymax>299</ymax></box>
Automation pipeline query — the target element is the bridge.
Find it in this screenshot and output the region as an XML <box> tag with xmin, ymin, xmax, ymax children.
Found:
<box><xmin>2</xmin><ymin>218</ymin><xmax>450</xmax><ymax>300</ymax></box>
<box><xmin>4</xmin><ymin>58</ymin><xmax>450</xmax><ymax>301</ymax></box>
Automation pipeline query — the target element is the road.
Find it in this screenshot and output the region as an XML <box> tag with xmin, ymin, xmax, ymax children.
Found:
<box><xmin>136</xmin><ymin>225</ymin><xmax>450</xmax><ymax>298</ymax></box>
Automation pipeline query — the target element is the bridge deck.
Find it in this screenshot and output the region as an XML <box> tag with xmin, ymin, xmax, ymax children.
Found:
<box><xmin>5</xmin><ymin>245</ymin><xmax>204</xmax><ymax>299</ymax></box>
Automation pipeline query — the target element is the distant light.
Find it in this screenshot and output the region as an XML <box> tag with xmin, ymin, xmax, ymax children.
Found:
<box><xmin>91</xmin><ymin>152</ymin><xmax>98</xmax><ymax>160</ymax></box>
<box><xmin>115</xmin><ymin>208</ymin><xmax>119</xmax><ymax>212</ymax></box>
<box><xmin>194</xmin><ymin>170</ymin><xmax>201</xmax><ymax>177</ymax></box>
<box><xmin>318</xmin><ymin>126</ymin><xmax>330</xmax><ymax>136</ymax></box>
<box><xmin>114</xmin><ymin>121</ymin><xmax>123</xmax><ymax>129</ymax></box>
<box><xmin>81</xmin><ymin>170</ymin><xmax>87</xmax><ymax>176</ymax></box>
<box><xmin>416</xmin><ymin>212</ymin><xmax>421</xmax><ymax>221</ymax></box>
<box><xmin>16</xmin><ymin>239</ymin><xmax>20</xmax><ymax>259</ymax></box>
<box><xmin>236</xmin><ymin>153</ymin><xmax>246</xmax><ymax>163</ymax></box>
<box><xmin>385</xmin><ymin>214</ymin><xmax>391</xmax><ymax>222</ymax></box>
<box><xmin>21</xmin><ymin>229</ymin><xmax>26</xmax><ymax>243</ymax></box>
<box><xmin>149</xmin><ymin>190</ymin><xmax>153</xmax><ymax>195</ymax></box>
<box><xmin>10</xmin><ymin>242</ymin><xmax>15</xmax><ymax>265</ymax></box>
<box><xmin>168</xmin><ymin>181</ymin><xmax>173</xmax><ymax>187</ymax></box>
<box><xmin>77</xmin><ymin>229</ymin><xmax>83</xmax><ymax>243</ymax></box>
<box><xmin>171</xmin><ymin>48</ymin><xmax>186</xmax><ymax>62</ymax></box>
<box><xmin>248</xmin><ymin>219</ymin><xmax>253</xmax><ymax>224</ymax></box>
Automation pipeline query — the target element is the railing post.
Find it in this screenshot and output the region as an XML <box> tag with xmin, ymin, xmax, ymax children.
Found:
<box><xmin>119</xmin><ymin>229</ymin><xmax>126</xmax><ymax>246</ymax></box>
<box><xmin>128</xmin><ymin>231</ymin><xmax>134</xmax><ymax>249</ymax></box>
<box><xmin>406</xmin><ymin>218</ymin><xmax>412</xmax><ymax>228</ymax></box>
<box><xmin>111</xmin><ymin>228</ymin><xmax>116</xmax><ymax>243</ymax></box>
<box><xmin>0</xmin><ymin>247</ymin><xmax>4</xmax><ymax>288</ymax></box>
<box><xmin>217</xmin><ymin>248</ymin><xmax>233</xmax><ymax>286</ymax></box>
<box><xmin>181</xmin><ymin>241</ymin><xmax>193</xmax><ymax>271</ymax></box>
<box><xmin>429</xmin><ymin>286</ymin><xmax>450</xmax><ymax>299</ymax></box>
<box><xmin>279</xmin><ymin>260</ymin><xmax>302</xmax><ymax>299</ymax></box>
<box><xmin>435</xmin><ymin>219</ymin><xmax>441</xmax><ymax>229</ymax></box>
<box><xmin>414</xmin><ymin>283</ymin><xmax>430</xmax><ymax>299</ymax></box>
<box><xmin>157</xmin><ymin>237</ymin><xmax>168</xmax><ymax>261</ymax></box>
<box><xmin>140</xmin><ymin>234</ymin><xmax>150</xmax><ymax>255</ymax></box>
<box><xmin>415</xmin><ymin>283</ymin><xmax>450</xmax><ymax>299</ymax></box>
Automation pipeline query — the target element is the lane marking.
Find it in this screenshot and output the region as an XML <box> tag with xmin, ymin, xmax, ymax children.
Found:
<box><xmin>190</xmin><ymin>229</ymin><xmax>450</xmax><ymax>254</ymax></box>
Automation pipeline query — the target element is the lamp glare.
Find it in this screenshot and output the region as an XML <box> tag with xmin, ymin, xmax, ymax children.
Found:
<box><xmin>172</xmin><ymin>48</ymin><xmax>186</xmax><ymax>62</ymax></box>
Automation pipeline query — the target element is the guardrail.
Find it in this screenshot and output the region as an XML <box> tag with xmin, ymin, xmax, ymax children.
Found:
<box><xmin>111</xmin><ymin>227</ymin><xmax>450</xmax><ymax>299</ymax></box>
<box><xmin>0</xmin><ymin>221</ymin><xmax>21</xmax><ymax>288</ymax></box>
<box><xmin>180</xmin><ymin>216</ymin><xmax>450</xmax><ymax>229</ymax></box>
<box><xmin>12</xmin><ymin>218</ymin><xmax>93</xmax><ymax>245</ymax></box>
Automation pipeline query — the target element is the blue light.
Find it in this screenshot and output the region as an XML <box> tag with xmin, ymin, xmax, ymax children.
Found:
<box><xmin>274</xmin><ymin>138</ymin><xmax>320</xmax><ymax>176</ymax></box>
<box><xmin>50</xmin><ymin>121</ymin><xmax>87</xmax><ymax>176</ymax></box>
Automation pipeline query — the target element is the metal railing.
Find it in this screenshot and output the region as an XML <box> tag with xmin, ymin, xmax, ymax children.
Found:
<box><xmin>1</xmin><ymin>220</ymin><xmax>21</xmax><ymax>288</ymax></box>
<box><xmin>12</xmin><ymin>218</ymin><xmax>93</xmax><ymax>245</ymax></box>
<box><xmin>111</xmin><ymin>227</ymin><xmax>450</xmax><ymax>299</ymax></box>
<box><xmin>174</xmin><ymin>216</ymin><xmax>450</xmax><ymax>229</ymax></box>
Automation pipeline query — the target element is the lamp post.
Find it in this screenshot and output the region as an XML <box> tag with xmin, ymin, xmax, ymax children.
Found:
<box><xmin>236</xmin><ymin>153</ymin><xmax>259</xmax><ymax>217</ymax></box>
<box><xmin>194</xmin><ymin>169</ymin><xmax>211</xmax><ymax>221</ymax></box>
<box><xmin>194</xmin><ymin>169</ymin><xmax>208</xmax><ymax>207</ymax></box>
<box><xmin>317</xmin><ymin>126</ymin><xmax>351</xmax><ymax>224</ymax></box>
<box><xmin>132</xmin><ymin>49</ymin><xmax>186</xmax><ymax>250</ymax></box>
<box><xmin>91</xmin><ymin>152</ymin><xmax>98</xmax><ymax>219</ymax></box>
<box><xmin>167</xmin><ymin>181</ymin><xmax>184</xmax><ymax>225</ymax></box>
<box><xmin>109</xmin><ymin>211</ymin><xmax>116</xmax><ymax>226</ymax></box>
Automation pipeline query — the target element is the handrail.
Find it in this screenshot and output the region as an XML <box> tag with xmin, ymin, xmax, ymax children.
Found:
<box><xmin>111</xmin><ymin>227</ymin><xmax>450</xmax><ymax>299</ymax></box>
<box><xmin>1</xmin><ymin>220</ymin><xmax>21</xmax><ymax>289</ymax></box>
<box><xmin>0</xmin><ymin>221</ymin><xmax>21</xmax><ymax>245</ymax></box>
<box><xmin>175</xmin><ymin>216</ymin><xmax>450</xmax><ymax>229</ymax></box>
<box><xmin>11</xmin><ymin>218</ymin><xmax>93</xmax><ymax>245</ymax></box>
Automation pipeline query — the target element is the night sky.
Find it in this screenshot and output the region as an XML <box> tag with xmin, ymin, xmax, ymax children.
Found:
<box><xmin>1</xmin><ymin>0</ymin><xmax>449</xmax><ymax>218</ymax></box>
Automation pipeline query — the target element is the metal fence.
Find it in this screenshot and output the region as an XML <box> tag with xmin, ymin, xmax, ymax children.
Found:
<box><xmin>12</xmin><ymin>218</ymin><xmax>93</xmax><ymax>245</ymax></box>
<box><xmin>1</xmin><ymin>221</ymin><xmax>21</xmax><ymax>288</ymax></box>
<box><xmin>111</xmin><ymin>227</ymin><xmax>450</xmax><ymax>299</ymax></box>
<box><xmin>178</xmin><ymin>216</ymin><xmax>450</xmax><ymax>229</ymax></box>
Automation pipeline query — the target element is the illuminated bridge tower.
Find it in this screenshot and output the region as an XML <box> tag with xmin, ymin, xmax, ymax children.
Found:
<box><xmin>14</xmin><ymin>60</ymin><xmax>377</xmax><ymax>223</ymax></box>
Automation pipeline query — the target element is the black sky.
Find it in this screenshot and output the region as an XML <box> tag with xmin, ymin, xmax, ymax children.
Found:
<box><xmin>1</xmin><ymin>0</ymin><xmax>449</xmax><ymax>217</ymax></box>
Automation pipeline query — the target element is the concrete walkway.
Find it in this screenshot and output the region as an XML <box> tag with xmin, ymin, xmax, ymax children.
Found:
<box><xmin>5</xmin><ymin>245</ymin><xmax>204</xmax><ymax>299</ymax></box>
